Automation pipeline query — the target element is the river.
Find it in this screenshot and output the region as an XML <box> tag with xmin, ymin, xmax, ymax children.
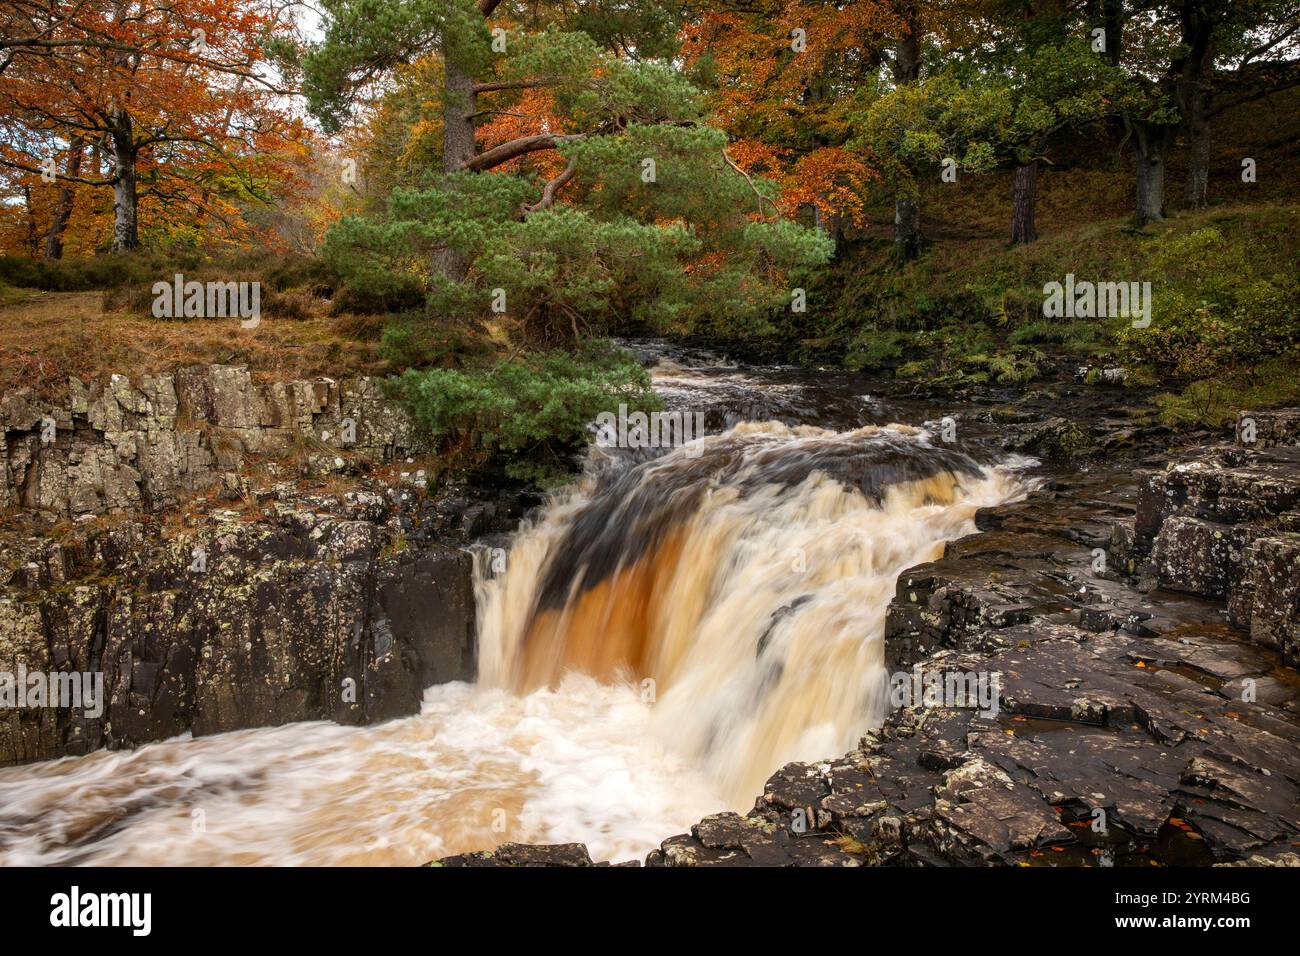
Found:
<box><xmin>0</xmin><ymin>343</ymin><xmax>1037</xmax><ymax>865</ymax></box>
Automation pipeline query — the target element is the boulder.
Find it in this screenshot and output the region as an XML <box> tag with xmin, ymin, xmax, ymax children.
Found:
<box><xmin>999</xmin><ymin>416</ymin><xmax>1093</xmax><ymax>460</ymax></box>
<box><xmin>434</xmin><ymin>843</ymin><xmax>596</xmax><ymax>867</ymax></box>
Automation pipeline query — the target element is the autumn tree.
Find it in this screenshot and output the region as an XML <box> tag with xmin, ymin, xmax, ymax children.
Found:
<box><xmin>304</xmin><ymin>3</ymin><xmax>833</xmax><ymax>341</ymax></box>
<box><xmin>0</xmin><ymin>0</ymin><xmax>309</xmax><ymax>253</ymax></box>
<box><xmin>679</xmin><ymin>0</ymin><xmax>903</xmax><ymax>252</ymax></box>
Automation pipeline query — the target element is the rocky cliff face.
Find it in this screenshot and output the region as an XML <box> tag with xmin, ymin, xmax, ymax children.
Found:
<box><xmin>1</xmin><ymin>364</ymin><xmax>424</xmax><ymax>519</ymax></box>
<box><xmin>0</xmin><ymin>365</ymin><xmax>522</xmax><ymax>767</ymax></box>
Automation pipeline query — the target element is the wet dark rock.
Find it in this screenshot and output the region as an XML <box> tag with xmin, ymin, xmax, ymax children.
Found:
<box><xmin>0</xmin><ymin>363</ymin><xmax>543</xmax><ymax>765</ymax></box>
<box><xmin>1217</xmin><ymin>845</ymin><xmax>1300</xmax><ymax>866</ymax></box>
<box><xmin>999</xmin><ymin>417</ymin><xmax>1093</xmax><ymax>460</ymax></box>
<box><xmin>1238</xmin><ymin>408</ymin><xmax>1300</xmax><ymax>448</ymax></box>
<box><xmin>1132</xmin><ymin>445</ymin><xmax>1300</xmax><ymax>553</ymax></box>
<box><xmin>931</xmin><ymin>756</ymin><xmax>1075</xmax><ymax>863</ymax></box>
<box><xmin>648</xmin><ymin>811</ymin><xmax>860</xmax><ymax>867</ymax></box>
<box><xmin>638</xmin><ymin>610</ymin><xmax>1299</xmax><ymax>867</ymax></box>
<box><xmin>0</xmin><ymin>476</ymin><xmax>520</xmax><ymax>766</ymax></box>
<box><xmin>434</xmin><ymin>843</ymin><xmax>596</xmax><ymax>867</ymax></box>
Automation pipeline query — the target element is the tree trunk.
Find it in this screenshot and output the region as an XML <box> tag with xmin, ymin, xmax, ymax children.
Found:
<box><xmin>22</xmin><ymin>185</ymin><xmax>39</xmax><ymax>256</ymax></box>
<box><xmin>108</xmin><ymin>114</ymin><xmax>138</xmax><ymax>252</ymax></box>
<box><xmin>44</xmin><ymin>136</ymin><xmax>85</xmax><ymax>259</ymax></box>
<box><xmin>1010</xmin><ymin>161</ymin><xmax>1039</xmax><ymax>244</ymax></box>
<box><xmin>1133</xmin><ymin>122</ymin><xmax>1171</xmax><ymax>226</ymax></box>
<box><xmin>813</xmin><ymin>199</ymin><xmax>842</xmax><ymax>247</ymax></box>
<box><xmin>894</xmin><ymin>195</ymin><xmax>921</xmax><ymax>260</ymax></box>
<box><xmin>1183</xmin><ymin>97</ymin><xmax>1210</xmax><ymax>208</ymax></box>
<box><xmin>442</xmin><ymin>59</ymin><xmax>477</xmax><ymax>173</ymax></box>
<box><xmin>1101</xmin><ymin>0</ymin><xmax>1124</xmax><ymax>66</ymax></box>
<box><xmin>1180</xmin><ymin>22</ymin><xmax>1216</xmax><ymax>209</ymax></box>
<box><xmin>891</xmin><ymin>9</ymin><xmax>921</xmax><ymax>261</ymax></box>
<box><xmin>434</xmin><ymin>47</ymin><xmax>478</xmax><ymax>283</ymax></box>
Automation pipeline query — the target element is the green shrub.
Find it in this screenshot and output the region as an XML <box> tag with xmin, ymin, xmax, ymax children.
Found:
<box><xmin>1119</xmin><ymin>226</ymin><xmax>1299</xmax><ymax>380</ymax></box>
<box><xmin>379</xmin><ymin>315</ymin><xmax>496</xmax><ymax>369</ymax></box>
<box><xmin>101</xmin><ymin>272</ymin><xmax>322</xmax><ymax>320</ymax></box>
<box><xmin>844</xmin><ymin>330</ymin><xmax>910</xmax><ymax>370</ymax></box>
<box><xmin>978</xmin><ymin>349</ymin><xmax>1043</xmax><ymax>385</ymax></box>
<box><xmin>0</xmin><ymin>253</ymin><xmax>192</xmax><ymax>291</ymax></box>
<box><xmin>0</xmin><ymin>253</ymin><xmax>339</xmax><ymax>302</ymax></box>
<box><xmin>1009</xmin><ymin>320</ymin><xmax>1100</xmax><ymax>347</ymax></box>
<box><xmin>915</xmin><ymin>324</ymin><xmax>996</xmax><ymax>358</ymax></box>
<box><xmin>328</xmin><ymin>281</ymin><xmax>427</xmax><ymax>316</ymax></box>
<box><xmin>1155</xmin><ymin>359</ymin><xmax>1300</xmax><ymax>430</ymax></box>
<box><xmin>390</xmin><ymin>339</ymin><xmax>661</xmax><ymax>481</ymax></box>
<box><xmin>262</xmin><ymin>256</ymin><xmax>338</xmax><ymax>296</ymax></box>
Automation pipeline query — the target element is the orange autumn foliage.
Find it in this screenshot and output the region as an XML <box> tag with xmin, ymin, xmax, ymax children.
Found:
<box><xmin>682</xmin><ymin>1</ymin><xmax>904</xmax><ymax>228</ymax></box>
<box><xmin>0</xmin><ymin>0</ymin><xmax>315</xmax><ymax>255</ymax></box>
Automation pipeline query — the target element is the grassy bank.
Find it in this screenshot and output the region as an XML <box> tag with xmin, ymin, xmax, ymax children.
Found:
<box><xmin>0</xmin><ymin>258</ymin><xmax>657</xmax><ymax>486</ymax></box>
<box><xmin>786</xmin><ymin>197</ymin><xmax>1300</xmax><ymax>428</ymax></box>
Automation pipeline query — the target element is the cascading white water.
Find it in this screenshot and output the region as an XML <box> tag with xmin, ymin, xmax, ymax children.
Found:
<box><xmin>477</xmin><ymin>421</ymin><xmax>1031</xmax><ymax>802</ymax></box>
<box><xmin>0</xmin><ymin>415</ymin><xmax>1032</xmax><ymax>866</ymax></box>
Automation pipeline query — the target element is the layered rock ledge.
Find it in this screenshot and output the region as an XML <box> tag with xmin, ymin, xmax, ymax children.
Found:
<box><xmin>2</xmin><ymin>364</ymin><xmax>423</xmax><ymax>519</ymax></box>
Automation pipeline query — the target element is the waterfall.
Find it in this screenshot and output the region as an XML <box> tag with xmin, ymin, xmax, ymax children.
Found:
<box><xmin>477</xmin><ymin>420</ymin><xmax>1027</xmax><ymax>802</ymax></box>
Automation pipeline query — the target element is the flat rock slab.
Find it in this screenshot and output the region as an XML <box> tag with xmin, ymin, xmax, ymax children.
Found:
<box><xmin>435</xmin><ymin>843</ymin><xmax>596</xmax><ymax>867</ymax></box>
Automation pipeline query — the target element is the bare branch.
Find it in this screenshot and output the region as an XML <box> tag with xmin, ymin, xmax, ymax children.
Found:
<box><xmin>473</xmin><ymin>77</ymin><xmax>562</xmax><ymax>94</ymax></box>
<box><xmin>461</xmin><ymin>133</ymin><xmax>584</xmax><ymax>172</ymax></box>
<box><xmin>722</xmin><ymin>149</ymin><xmax>779</xmax><ymax>216</ymax></box>
<box><xmin>521</xmin><ymin>155</ymin><xmax>579</xmax><ymax>216</ymax></box>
